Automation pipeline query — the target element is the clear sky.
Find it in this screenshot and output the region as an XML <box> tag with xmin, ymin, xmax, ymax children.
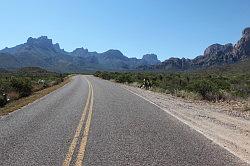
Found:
<box><xmin>0</xmin><ymin>0</ymin><xmax>249</xmax><ymax>61</ymax></box>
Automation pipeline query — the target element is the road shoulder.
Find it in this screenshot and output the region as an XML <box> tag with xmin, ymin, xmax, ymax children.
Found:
<box><xmin>118</xmin><ymin>83</ymin><xmax>250</xmax><ymax>164</ymax></box>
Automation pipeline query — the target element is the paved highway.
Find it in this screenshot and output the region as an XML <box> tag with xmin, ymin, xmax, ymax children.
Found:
<box><xmin>0</xmin><ymin>75</ymin><xmax>248</xmax><ymax>165</ymax></box>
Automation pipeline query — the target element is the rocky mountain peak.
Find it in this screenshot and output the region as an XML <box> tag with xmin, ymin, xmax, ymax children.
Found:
<box><xmin>142</xmin><ymin>54</ymin><xmax>158</xmax><ymax>60</ymax></box>
<box><xmin>0</xmin><ymin>35</ymin><xmax>163</xmax><ymax>72</ymax></box>
<box><xmin>204</xmin><ymin>43</ymin><xmax>233</xmax><ymax>57</ymax></box>
<box><xmin>150</xmin><ymin>27</ymin><xmax>250</xmax><ymax>71</ymax></box>
<box><xmin>105</xmin><ymin>49</ymin><xmax>123</xmax><ymax>55</ymax></box>
<box><xmin>53</xmin><ymin>43</ymin><xmax>64</xmax><ymax>53</ymax></box>
<box><xmin>54</xmin><ymin>43</ymin><xmax>60</xmax><ymax>49</ymax></box>
<box><xmin>27</xmin><ymin>36</ymin><xmax>53</xmax><ymax>49</ymax></box>
<box><xmin>243</xmin><ymin>27</ymin><xmax>250</xmax><ymax>36</ymax></box>
<box><xmin>72</xmin><ymin>47</ymin><xmax>89</xmax><ymax>57</ymax></box>
<box><xmin>102</xmin><ymin>49</ymin><xmax>127</xmax><ymax>60</ymax></box>
<box><xmin>142</xmin><ymin>54</ymin><xmax>160</xmax><ymax>65</ymax></box>
<box><xmin>234</xmin><ymin>27</ymin><xmax>250</xmax><ymax>57</ymax></box>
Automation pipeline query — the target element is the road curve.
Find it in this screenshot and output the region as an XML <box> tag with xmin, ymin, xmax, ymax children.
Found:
<box><xmin>0</xmin><ymin>75</ymin><xmax>248</xmax><ymax>166</ymax></box>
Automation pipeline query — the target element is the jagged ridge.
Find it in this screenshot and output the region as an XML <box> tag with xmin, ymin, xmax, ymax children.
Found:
<box><xmin>147</xmin><ymin>27</ymin><xmax>250</xmax><ymax>71</ymax></box>
<box><xmin>0</xmin><ymin>37</ymin><xmax>160</xmax><ymax>72</ymax></box>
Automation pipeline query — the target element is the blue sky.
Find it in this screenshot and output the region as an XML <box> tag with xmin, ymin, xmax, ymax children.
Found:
<box><xmin>0</xmin><ymin>0</ymin><xmax>249</xmax><ymax>61</ymax></box>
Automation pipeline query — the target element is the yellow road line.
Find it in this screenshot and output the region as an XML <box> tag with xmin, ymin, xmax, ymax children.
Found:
<box><xmin>63</xmin><ymin>77</ymin><xmax>91</xmax><ymax>166</ymax></box>
<box><xmin>75</xmin><ymin>79</ymin><xmax>94</xmax><ymax>166</ymax></box>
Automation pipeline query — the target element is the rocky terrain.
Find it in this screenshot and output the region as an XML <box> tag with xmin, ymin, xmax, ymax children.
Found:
<box><xmin>141</xmin><ymin>27</ymin><xmax>250</xmax><ymax>71</ymax></box>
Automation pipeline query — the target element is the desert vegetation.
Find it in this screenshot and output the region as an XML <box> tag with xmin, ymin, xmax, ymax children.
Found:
<box><xmin>94</xmin><ymin>67</ymin><xmax>250</xmax><ymax>102</ymax></box>
<box><xmin>0</xmin><ymin>67</ymin><xmax>66</xmax><ymax>108</ymax></box>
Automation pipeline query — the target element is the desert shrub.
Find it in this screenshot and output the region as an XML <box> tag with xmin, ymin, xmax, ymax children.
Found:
<box><xmin>94</xmin><ymin>71</ymin><xmax>250</xmax><ymax>101</ymax></box>
<box><xmin>115</xmin><ymin>74</ymin><xmax>133</xmax><ymax>83</ymax></box>
<box><xmin>174</xmin><ymin>90</ymin><xmax>201</xmax><ymax>100</ymax></box>
<box><xmin>0</xmin><ymin>71</ymin><xmax>67</xmax><ymax>108</ymax></box>
<box><xmin>232</xmin><ymin>83</ymin><xmax>250</xmax><ymax>98</ymax></box>
<box><xmin>209</xmin><ymin>76</ymin><xmax>231</xmax><ymax>91</ymax></box>
<box><xmin>53</xmin><ymin>77</ymin><xmax>64</xmax><ymax>85</ymax></box>
<box><xmin>94</xmin><ymin>71</ymin><xmax>101</xmax><ymax>78</ymax></box>
<box><xmin>98</xmin><ymin>72</ymin><xmax>112</xmax><ymax>80</ymax></box>
<box><xmin>187</xmin><ymin>79</ymin><xmax>221</xmax><ymax>101</ymax></box>
<box><xmin>0</xmin><ymin>93</ymin><xmax>7</xmax><ymax>107</ymax></box>
<box><xmin>11</xmin><ymin>78</ymin><xmax>32</xmax><ymax>97</ymax></box>
<box><xmin>7</xmin><ymin>91</ymin><xmax>19</xmax><ymax>100</ymax></box>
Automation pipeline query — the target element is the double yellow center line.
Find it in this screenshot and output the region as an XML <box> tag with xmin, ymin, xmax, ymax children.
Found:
<box><xmin>63</xmin><ymin>77</ymin><xmax>94</xmax><ymax>166</ymax></box>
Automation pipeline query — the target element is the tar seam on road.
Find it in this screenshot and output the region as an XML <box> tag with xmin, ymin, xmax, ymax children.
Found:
<box><xmin>63</xmin><ymin>77</ymin><xmax>94</xmax><ymax>166</ymax></box>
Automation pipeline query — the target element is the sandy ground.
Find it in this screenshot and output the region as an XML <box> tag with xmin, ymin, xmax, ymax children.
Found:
<box><xmin>120</xmin><ymin>84</ymin><xmax>250</xmax><ymax>164</ymax></box>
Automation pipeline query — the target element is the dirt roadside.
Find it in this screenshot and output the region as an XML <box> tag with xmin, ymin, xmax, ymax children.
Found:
<box><xmin>120</xmin><ymin>83</ymin><xmax>250</xmax><ymax>164</ymax></box>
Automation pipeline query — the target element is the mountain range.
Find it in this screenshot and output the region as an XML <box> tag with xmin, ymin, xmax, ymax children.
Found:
<box><xmin>0</xmin><ymin>36</ymin><xmax>160</xmax><ymax>72</ymax></box>
<box><xmin>0</xmin><ymin>27</ymin><xmax>249</xmax><ymax>73</ymax></box>
<box><xmin>142</xmin><ymin>27</ymin><xmax>250</xmax><ymax>71</ymax></box>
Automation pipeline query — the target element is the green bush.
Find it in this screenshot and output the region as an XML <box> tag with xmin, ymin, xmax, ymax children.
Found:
<box><xmin>115</xmin><ymin>74</ymin><xmax>133</xmax><ymax>83</ymax></box>
<box><xmin>94</xmin><ymin>71</ymin><xmax>250</xmax><ymax>101</ymax></box>
<box><xmin>11</xmin><ymin>78</ymin><xmax>32</xmax><ymax>97</ymax></box>
<box><xmin>188</xmin><ymin>79</ymin><xmax>220</xmax><ymax>101</ymax></box>
<box><xmin>0</xmin><ymin>93</ymin><xmax>7</xmax><ymax>107</ymax></box>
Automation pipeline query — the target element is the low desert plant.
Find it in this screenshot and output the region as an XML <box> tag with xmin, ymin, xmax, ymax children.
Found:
<box><xmin>94</xmin><ymin>71</ymin><xmax>250</xmax><ymax>102</ymax></box>
<box><xmin>174</xmin><ymin>90</ymin><xmax>201</xmax><ymax>100</ymax></box>
<box><xmin>11</xmin><ymin>78</ymin><xmax>32</xmax><ymax>97</ymax></box>
<box><xmin>187</xmin><ymin>79</ymin><xmax>221</xmax><ymax>101</ymax></box>
<box><xmin>0</xmin><ymin>93</ymin><xmax>7</xmax><ymax>107</ymax></box>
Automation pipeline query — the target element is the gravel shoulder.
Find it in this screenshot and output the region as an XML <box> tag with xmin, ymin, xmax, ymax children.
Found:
<box><xmin>120</xmin><ymin>83</ymin><xmax>250</xmax><ymax>164</ymax></box>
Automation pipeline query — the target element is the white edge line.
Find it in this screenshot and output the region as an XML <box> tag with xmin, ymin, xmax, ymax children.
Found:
<box><xmin>121</xmin><ymin>85</ymin><xmax>250</xmax><ymax>165</ymax></box>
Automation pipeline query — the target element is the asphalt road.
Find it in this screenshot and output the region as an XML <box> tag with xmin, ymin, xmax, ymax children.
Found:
<box><xmin>0</xmin><ymin>75</ymin><xmax>248</xmax><ymax>166</ymax></box>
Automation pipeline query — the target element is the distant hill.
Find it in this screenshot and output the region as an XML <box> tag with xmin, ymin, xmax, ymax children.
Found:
<box><xmin>0</xmin><ymin>36</ymin><xmax>160</xmax><ymax>72</ymax></box>
<box><xmin>0</xmin><ymin>67</ymin><xmax>58</xmax><ymax>77</ymax></box>
<box><xmin>1</xmin><ymin>27</ymin><xmax>249</xmax><ymax>73</ymax></box>
<box><xmin>139</xmin><ymin>27</ymin><xmax>250</xmax><ymax>71</ymax></box>
<box><xmin>0</xmin><ymin>68</ymin><xmax>10</xmax><ymax>73</ymax></box>
<box><xmin>17</xmin><ymin>67</ymin><xmax>54</xmax><ymax>75</ymax></box>
<box><xmin>196</xmin><ymin>58</ymin><xmax>250</xmax><ymax>76</ymax></box>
